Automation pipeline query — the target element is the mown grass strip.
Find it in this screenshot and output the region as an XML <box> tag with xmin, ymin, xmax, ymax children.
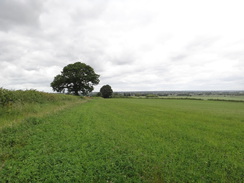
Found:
<box><xmin>0</xmin><ymin>98</ymin><xmax>243</xmax><ymax>182</ymax></box>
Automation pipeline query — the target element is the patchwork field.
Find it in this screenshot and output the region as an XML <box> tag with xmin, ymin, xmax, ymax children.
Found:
<box><xmin>1</xmin><ymin>98</ymin><xmax>243</xmax><ymax>182</ymax></box>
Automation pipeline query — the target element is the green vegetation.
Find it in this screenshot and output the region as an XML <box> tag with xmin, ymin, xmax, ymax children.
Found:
<box><xmin>132</xmin><ymin>94</ymin><xmax>244</xmax><ymax>102</ymax></box>
<box><xmin>100</xmin><ymin>84</ymin><xmax>113</xmax><ymax>98</ymax></box>
<box><xmin>154</xmin><ymin>95</ymin><xmax>244</xmax><ymax>102</ymax></box>
<box><xmin>0</xmin><ymin>88</ymin><xmax>83</xmax><ymax>128</ymax></box>
<box><xmin>51</xmin><ymin>62</ymin><xmax>100</xmax><ymax>95</ymax></box>
<box><xmin>109</xmin><ymin>91</ymin><xmax>244</xmax><ymax>102</ymax></box>
<box><xmin>0</xmin><ymin>88</ymin><xmax>79</xmax><ymax>106</ymax></box>
<box><xmin>1</xmin><ymin>98</ymin><xmax>243</xmax><ymax>182</ymax></box>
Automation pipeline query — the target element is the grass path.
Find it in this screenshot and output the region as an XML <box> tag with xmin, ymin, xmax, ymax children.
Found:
<box><xmin>0</xmin><ymin>98</ymin><xmax>243</xmax><ymax>182</ymax></box>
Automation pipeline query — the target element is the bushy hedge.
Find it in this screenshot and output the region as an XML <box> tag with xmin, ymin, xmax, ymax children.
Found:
<box><xmin>0</xmin><ymin>88</ymin><xmax>75</xmax><ymax>107</ymax></box>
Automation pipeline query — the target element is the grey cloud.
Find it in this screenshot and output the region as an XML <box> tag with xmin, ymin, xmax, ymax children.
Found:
<box><xmin>170</xmin><ymin>54</ymin><xmax>188</xmax><ymax>62</ymax></box>
<box><xmin>187</xmin><ymin>36</ymin><xmax>219</xmax><ymax>51</ymax></box>
<box><xmin>0</xmin><ymin>0</ymin><xmax>44</xmax><ymax>31</ymax></box>
<box><xmin>101</xmin><ymin>68</ymin><xmax>141</xmax><ymax>81</ymax></box>
<box><xmin>222</xmin><ymin>40</ymin><xmax>244</xmax><ymax>62</ymax></box>
<box><xmin>71</xmin><ymin>0</ymin><xmax>109</xmax><ymax>24</ymax></box>
<box><xmin>0</xmin><ymin>61</ymin><xmax>54</xmax><ymax>91</ymax></box>
<box><xmin>109</xmin><ymin>52</ymin><xmax>136</xmax><ymax>66</ymax></box>
<box><xmin>222</xmin><ymin>75</ymin><xmax>244</xmax><ymax>82</ymax></box>
<box><xmin>10</xmin><ymin>77</ymin><xmax>49</xmax><ymax>86</ymax></box>
<box><xmin>193</xmin><ymin>77</ymin><xmax>244</xmax><ymax>90</ymax></box>
<box><xmin>225</xmin><ymin>52</ymin><xmax>244</xmax><ymax>61</ymax></box>
<box><xmin>0</xmin><ymin>35</ymin><xmax>27</xmax><ymax>62</ymax></box>
<box><xmin>1</xmin><ymin>0</ymin><xmax>244</xmax><ymax>92</ymax></box>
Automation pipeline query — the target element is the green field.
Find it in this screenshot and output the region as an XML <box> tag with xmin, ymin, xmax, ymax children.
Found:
<box><xmin>138</xmin><ymin>95</ymin><xmax>244</xmax><ymax>102</ymax></box>
<box><xmin>1</xmin><ymin>98</ymin><xmax>243</xmax><ymax>182</ymax></box>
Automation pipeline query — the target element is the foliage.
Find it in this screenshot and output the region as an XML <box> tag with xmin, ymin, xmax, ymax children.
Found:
<box><xmin>112</xmin><ymin>92</ymin><xmax>124</xmax><ymax>98</ymax></box>
<box><xmin>0</xmin><ymin>88</ymin><xmax>75</xmax><ymax>107</ymax></box>
<box><xmin>51</xmin><ymin>62</ymin><xmax>100</xmax><ymax>95</ymax></box>
<box><xmin>0</xmin><ymin>88</ymin><xmax>15</xmax><ymax>107</ymax></box>
<box><xmin>0</xmin><ymin>88</ymin><xmax>82</xmax><ymax>129</ymax></box>
<box><xmin>96</xmin><ymin>92</ymin><xmax>101</xmax><ymax>97</ymax></box>
<box><xmin>0</xmin><ymin>99</ymin><xmax>243</xmax><ymax>182</ymax></box>
<box><xmin>100</xmin><ymin>85</ymin><xmax>113</xmax><ymax>98</ymax></box>
<box><xmin>146</xmin><ymin>94</ymin><xmax>158</xmax><ymax>98</ymax></box>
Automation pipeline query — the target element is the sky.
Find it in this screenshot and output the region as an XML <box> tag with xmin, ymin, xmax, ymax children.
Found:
<box><xmin>0</xmin><ymin>0</ymin><xmax>244</xmax><ymax>92</ymax></box>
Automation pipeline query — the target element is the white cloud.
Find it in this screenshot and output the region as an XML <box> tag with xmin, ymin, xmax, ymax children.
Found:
<box><xmin>0</xmin><ymin>0</ymin><xmax>244</xmax><ymax>92</ymax></box>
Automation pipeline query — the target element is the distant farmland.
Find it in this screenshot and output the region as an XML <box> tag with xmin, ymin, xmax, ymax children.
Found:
<box><xmin>97</xmin><ymin>90</ymin><xmax>244</xmax><ymax>102</ymax></box>
<box><xmin>1</xmin><ymin>98</ymin><xmax>243</xmax><ymax>182</ymax></box>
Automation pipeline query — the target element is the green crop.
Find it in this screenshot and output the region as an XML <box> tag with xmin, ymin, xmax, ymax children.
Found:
<box><xmin>0</xmin><ymin>98</ymin><xmax>243</xmax><ymax>182</ymax></box>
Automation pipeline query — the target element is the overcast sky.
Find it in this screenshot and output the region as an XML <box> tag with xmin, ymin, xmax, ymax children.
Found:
<box><xmin>0</xmin><ymin>0</ymin><xmax>243</xmax><ymax>92</ymax></box>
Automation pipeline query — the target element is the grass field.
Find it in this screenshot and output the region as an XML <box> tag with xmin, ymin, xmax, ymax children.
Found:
<box><xmin>0</xmin><ymin>98</ymin><xmax>243</xmax><ymax>182</ymax></box>
<box><xmin>139</xmin><ymin>95</ymin><xmax>244</xmax><ymax>102</ymax></box>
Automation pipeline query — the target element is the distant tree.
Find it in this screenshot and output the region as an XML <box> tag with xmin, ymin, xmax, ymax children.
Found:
<box><xmin>100</xmin><ymin>85</ymin><xmax>113</xmax><ymax>98</ymax></box>
<box><xmin>96</xmin><ymin>92</ymin><xmax>101</xmax><ymax>97</ymax></box>
<box><xmin>51</xmin><ymin>62</ymin><xmax>100</xmax><ymax>95</ymax></box>
<box><xmin>112</xmin><ymin>92</ymin><xmax>121</xmax><ymax>98</ymax></box>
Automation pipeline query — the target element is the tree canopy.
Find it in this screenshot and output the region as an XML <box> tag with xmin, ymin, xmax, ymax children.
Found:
<box><xmin>100</xmin><ymin>85</ymin><xmax>113</xmax><ymax>98</ymax></box>
<box><xmin>51</xmin><ymin>62</ymin><xmax>100</xmax><ymax>95</ymax></box>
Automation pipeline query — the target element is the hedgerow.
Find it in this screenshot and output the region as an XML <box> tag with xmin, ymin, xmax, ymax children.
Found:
<box><xmin>0</xmin><ymin>88</ymin><xmax>75</xmax><ymax>107</ymax></box>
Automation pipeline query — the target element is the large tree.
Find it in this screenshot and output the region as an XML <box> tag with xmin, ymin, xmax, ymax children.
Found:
<box><xmin>100</xmin><ymin>85</ymin><xmax>113</xmax><ymax>98</ymax></box>
<box><xmin>51</xmin><ymin>62</ymin><xmax>100</xmax><ymax>95</ymax></box>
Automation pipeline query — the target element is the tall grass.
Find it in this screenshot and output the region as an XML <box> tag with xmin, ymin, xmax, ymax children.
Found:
<box><xmin>0</xmin><ymin>88</ymin><xmax>77</xmax><ymax>106</ymax></box>
<box><xmin>0</xmin><ymin>88</ymin><xmax>82</xmax><ymax>128</ymax></box>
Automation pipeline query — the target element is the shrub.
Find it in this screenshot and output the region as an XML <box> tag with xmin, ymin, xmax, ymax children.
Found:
<box><xmin>0</xmin><ymin>88</ymin><xmax>77</xmax><ymax>108</ymax></box>
<box><xmin>0</xmin><ymin>88</ymin><xmax>15</xmax><ymax>107</ymax></box>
